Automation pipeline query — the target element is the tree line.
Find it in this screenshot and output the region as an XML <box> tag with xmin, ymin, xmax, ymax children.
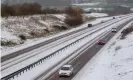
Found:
<box><xmin>1</xmin><ymin>3</ymin><xmax>65</xmax><ymax>17</ymax></box>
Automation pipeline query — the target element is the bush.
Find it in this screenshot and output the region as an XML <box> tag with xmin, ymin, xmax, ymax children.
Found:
<box><xmin>64</xmin><ymin>7</ymin><xmax>83</xmax><ymax>26</ymax></box>
<box><xmin>115</xmin><ymin>46</ymin><xmax>122</xmax><ymax>51</ymax></box>
<box><xmin>29</xmin><ymin>31</ymin><xmax>36</xmax><ymax>37</ymax></box>
<box><xmin>121</xmin><ymin>27</ymin><xmax>133</xmax><ymax>36</ymax></box>
<box><xmin>1</xmin><ymin>41</ymin><xmax>17</xmax><ymax>46</ymax></box>
<box><xmin>1</xmin><ymin>3</ymin><xmax>41</xmax><ymax>17</ymax></box>
<box><xmin>120</xmin><ymin>27</ymin><xmax>133</xmax><ymax>39</ymax></box>
<box><xmin>1</xmin><ymin>4</ymin><xmax>14</xmax><ymax>16</ymax></box>
<box><xmin>1</xmin><ymin>3</ymin><xmax>65</xmax><ymax>17</ymax></box>
<box><xmin>61</xmin><ymin>26</ymin><xmax>68</xmax><ymax>30</ymax></box>
<box><xmin>19</xmin><ymin>34</ymin><xmax>26</xmax><ymax>40</ymax></box>
<box><xmin>65</xmin><ymin>17</ymin><xmax>83</xmax><ymax>26</ymax></box>
<box><xmin>41</xmin><ymin>8</ymin><xmax>64</xmax><ymax>14</ymax></box>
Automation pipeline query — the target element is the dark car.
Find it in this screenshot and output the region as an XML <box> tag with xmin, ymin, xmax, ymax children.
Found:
<box><xmin>113</xmin><ymin>17</ymin><xmax>115</xmax><ymax>19</ymax></box>
<box><xmin>88</xmin><ymin>24</ymin><xmax>93</xmax><ymax>27</ymax></box>
<box><xmin>97</xmin><ymin>40</ymin><xmax>106</xmax><ymax>45</ymax></box>
<box><xmin>101</xmin><ymin>21</ymin><xmax>104</xmax><ymax>23</ymax></box>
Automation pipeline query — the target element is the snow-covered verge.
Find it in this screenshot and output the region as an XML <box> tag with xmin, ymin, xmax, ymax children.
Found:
<box><xmin>84</xmin><ymin>13</ymin><xmax>108</xmax><ymax>18</ymax></box>
<box><xmin>72</xmin><ymin>3</ymin><xmax>100</xmax><ymax>6</ymax></box>
<box><xmin>1</xmin><ymin>13</ymin><xmax>108</xmax><ymax>50</ymax></box>
<box><xmin>85</xmin><ymin>13</ymin><xmax>108</xmax><ymax>18</ymax></box>
<box><xmin>72</xmin><ymin>21</ymin><xmax>133</xmax><ymax>80</ymax></box>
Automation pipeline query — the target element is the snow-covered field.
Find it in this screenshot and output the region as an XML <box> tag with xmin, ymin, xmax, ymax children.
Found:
<box><xmin>85</xmin><ymin>13</ymin><xmax>108</xmax><ymax>18</ymax></box>
<box><xmin>72</xmin><ymin>3</ymin><xmax>100</xmax><ymax>6</ymax></box>
<box><xmin>72</xmin><ymin>21</ymin><xmax>133</xmax><ymax>80</ymax></box>
<box><xmin>1</xmin><ymin>14</ymin><xmax>66</xmax><ymax>42</ymax></box>
<box><xmin>84</xmin><ymin>8</ymin><xmax>104</xmax><ymax>12</ymax></box>
<box><xmin>1</xmin><ymin>13</ymin><xmax>109</xmax><ymax>51</ymax></box>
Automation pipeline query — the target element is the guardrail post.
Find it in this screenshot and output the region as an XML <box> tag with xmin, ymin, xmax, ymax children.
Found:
<box><xmin>19</xmin><ymin>72</ymin><xmax>21</xmax><ymax>75</ymax></box>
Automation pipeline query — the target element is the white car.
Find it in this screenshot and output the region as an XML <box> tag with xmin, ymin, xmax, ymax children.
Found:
<box><xmin>59</xmin><ymin>65</ymin><xmax>73</xmax><ymax>76</ymax></box>
<box><xmin>111</xmin><ymin>28</ymin><xmax>117</xmax><ymax>32</ymax></box>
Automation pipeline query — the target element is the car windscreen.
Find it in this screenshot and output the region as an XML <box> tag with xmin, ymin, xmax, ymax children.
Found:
<box><xmin>61</xmin><ymin>67</ymin><xmax>70</xmax><ymax>70</ymax></box>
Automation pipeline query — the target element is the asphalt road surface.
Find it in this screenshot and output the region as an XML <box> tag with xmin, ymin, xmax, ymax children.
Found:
<box><xmin>47</xmin><ymin>31</ymin><xmax>114</xmax><ymax>80</ymax></box>
<box><xmin>59</xmin><ymin>32</ymin><xmax>114</xmax><ymax>80</ymax></box>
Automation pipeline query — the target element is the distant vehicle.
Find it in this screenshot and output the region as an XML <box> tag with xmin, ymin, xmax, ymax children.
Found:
<box><xmin>111</xmin><ymin>28</ymin><xmax>117</xmax><ymax>32</ymax></box>
<box><xmin>101</xmin><ymin>21</ymin><xmax>104</xmax><ymax>23</ymax></box>
<box><xmin>59</xmin><ymin>65</ymin><xmax>73</xmax><ymax>77</ymax></box>
<box><xmin>97</xmin><ymin>39</ymin><xmax>106</xmax><ymax>45</ymax></box>
<box><xmin>113</xmin><ymin>17</ymin><xmax>115</xmax><ymax>19</ymax></box>
<box><xmin>88</xmin><ymin>24</ymin><xmax>93</xmax><ymax>27</ymax></box>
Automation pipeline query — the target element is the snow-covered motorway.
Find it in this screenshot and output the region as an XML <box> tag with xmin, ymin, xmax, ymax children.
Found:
<box><xmin>72</xmin><ymin>21</ymin><xmax>133</xmax><ymax>80</ymax></box>
<box><xmin>1</xmin><ymin>17</ymin><xmax>120</xmax><ymax>70</ymax></box>
<box><xmin>1</xmin><ymin>16</ymin><xmax>114</xmax><ymax>62</ymax></box>
<box><xmin>47</xmin><ymin>17</ymin><xmax>133</xmax><ymax>80</ymax></box>
<box><xmin>1</xmin><ymin>13</ymin><xmax>133</xmax><ymax>80</ymax></box>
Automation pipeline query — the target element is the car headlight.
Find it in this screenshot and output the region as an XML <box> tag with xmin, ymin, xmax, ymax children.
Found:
<box><xmin>59</xmin><ymin>71</ymin><xmax>62</xmax><ymax>74</ymax></box>
<box><xmin>67</xmin><ymin>71</ymin><xmax>71</xmax><ymax>74</ymax></box>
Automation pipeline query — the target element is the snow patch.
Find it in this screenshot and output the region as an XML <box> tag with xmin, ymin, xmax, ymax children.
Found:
<box><xmin>85</xmin><ymin>13</ymin><xmax>108</xmax><ymax>17</ymax></box>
